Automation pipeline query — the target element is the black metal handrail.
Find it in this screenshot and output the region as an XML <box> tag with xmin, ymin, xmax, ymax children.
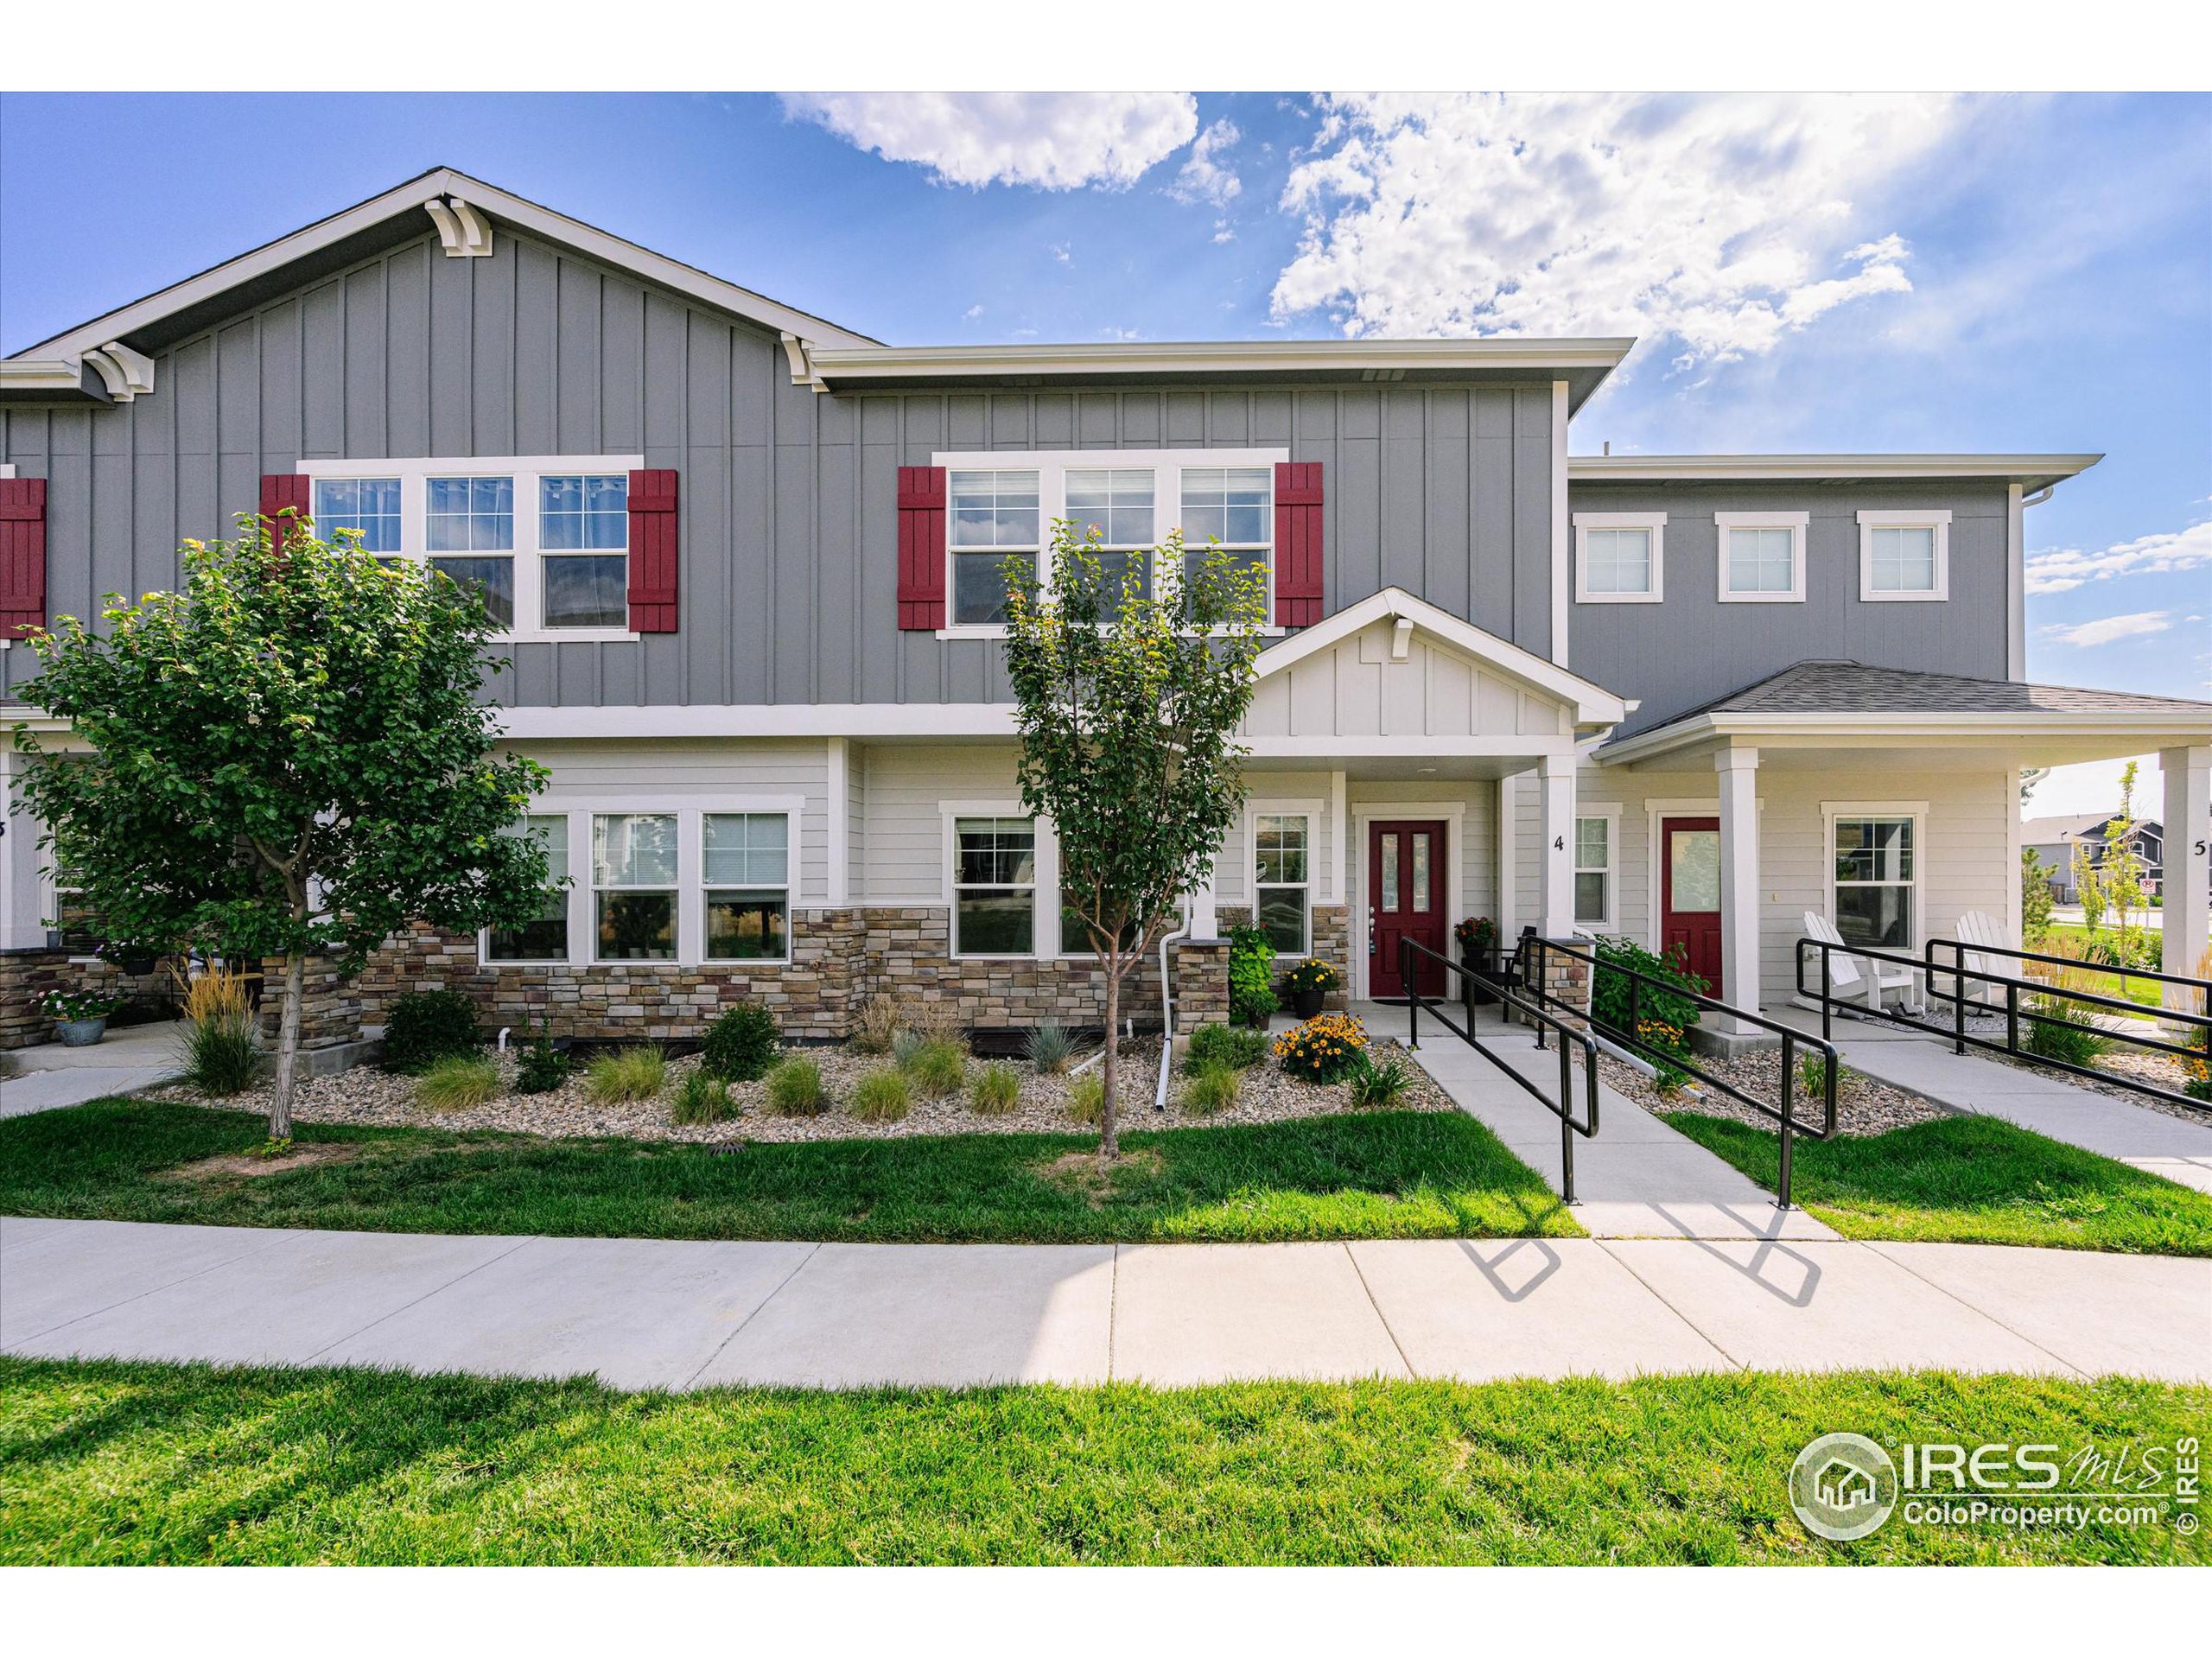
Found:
<box><xmin>1520</xmin><ymin>935</ymin><xmax>1838</xmax><ymax>1209</ymax></box>
<box><xmin>1399</xmin><ymin>936</ymin><xmax>1599</xmax><ymax>1205</ymax></box>
<box><xmin>1796</xmin><ymin>934</ymin><xmax>2210</xmax><ymax>1114</ymax></box>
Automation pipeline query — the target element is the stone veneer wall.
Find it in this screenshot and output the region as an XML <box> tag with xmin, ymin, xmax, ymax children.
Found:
<box><xmin>0</xmin><ymin>946</ymin><xmax>172</xmax><ymax>1051</ymax></box>
<box><xmin>1216</xmin><ymin>904</ymin><xmax>1352</xmax><ymax>1012</ymax></box>
<box><xmin>253</xmin><ymin>958</ymin><xmax>365</xmax><ymax>1052</ymax></box>
<box><xmin>351</xmin><ymin>907</ymin><xmax>1224</xmax><ymax>1043</ymax></box>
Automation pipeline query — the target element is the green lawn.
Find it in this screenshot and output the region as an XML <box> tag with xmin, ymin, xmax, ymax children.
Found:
<box><xmin>2037</xmin><ymin>925</ymin><xmax>2171</xmax><ymax>1009</ymax></box>
<box><xmin>1</xmin><ymin>1357</ymin><xmax>2198</xmax><ymax>1564</ymax></box>
<box><xmin>0</xmin><ymin>1097</ymin><xmax>1579</xmax><ymax>1244</ymax></box>
<box><xmin>1662</xmin><ymin>1111</ymin><xmax>2212</xmax><ymax>1255</ymax></box>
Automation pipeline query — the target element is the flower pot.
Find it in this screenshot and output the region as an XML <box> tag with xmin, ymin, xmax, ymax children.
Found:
<box><xmin>1292</xmin><ymin>988</ymin><xmax>1325</xmax><ymax>1020</ymax></box>
<box><xmin>56</xmin><ymin>1016</ymin><xmax>107</xmax><ymax>1047</ymax></box>
<box><xmin>1461</xmin><ymin>950</ymin><xmax>1497</xmax><ymax>1007</ymax></box>
<box><xmin>119</xmin><ymin>951</ymin><xmax>158</xmax><ymax>976</ymax></box>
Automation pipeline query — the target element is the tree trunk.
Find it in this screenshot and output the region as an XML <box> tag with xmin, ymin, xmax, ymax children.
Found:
<box><xmin>1100</xmin><ymin>956</ymin><xmax>1121</xmax><ymax>1159</ymax></box>
<box><xmin>270</xmin><ymin>950</ymin><xmax>305</xmax><ymax>1141</ymax></box>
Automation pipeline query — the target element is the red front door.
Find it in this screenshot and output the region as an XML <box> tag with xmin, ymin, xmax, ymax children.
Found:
<box><xmin>1368</xmin><ymin>820</ymin><xmax>1448</xmax><ymax>999</ymax></box>
<box><xmin>1660</xmin><ymin>816</ymin><xmax>1724</xmax><ymax>998</ymax></box>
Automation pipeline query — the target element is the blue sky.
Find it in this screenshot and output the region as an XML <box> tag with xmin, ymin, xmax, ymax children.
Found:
<box><xmin>3</xmin><ymin>91</ymin><xmax>2205</xmax><ymax>813</ymax></box>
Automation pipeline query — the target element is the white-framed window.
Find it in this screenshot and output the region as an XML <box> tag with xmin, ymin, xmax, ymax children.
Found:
<box><xmin>1253</xmin><ymin>810</ymin><xmax>1313</xmax><ymax>957</ymax></box>
<box><xmin>702</xmin><ymin>811</ymin><xmax>791</xmax><ymax>963</ymax></box>
<box><xmin>933</xmin><ymin>448</ymin><xmax>1288</xmax><ymax>638</ymax></box>
<box><xmin>947</xmin><ymin>468</ymin><xmax>1039</xmax><ymax>628</ymax></box>
<box><xmin>485</xmin><ymin>814</ymin><xmax>571</xmax><ymax>963</ymax></box>
<box><xmin>1573</xmin><ymin>512</ymin><xmax>1665</xmax><ymax>602</ymax></box>
<box><xmin>1828</xmin><ymin>810</ymin><xmax>1920</xmax><ymax>950</ymax></box>
<box><xmin>1715</xmin><ymin>511</ymin><xmax>1808</xmax><ymax>603</ymax></box>
<box><xmin>1573</xmin><ymin>812</ymin><xmax>1617</xmax><ymax>930</ymax></box>
<box><xmin>1857</xmin><ymin>509</ymin><xmax>1950</xmax><ymax>601</ymax></box>
<box><xmin>299</xmin><ymin>455</ymin><xmax>641</xmax><ymax>641</ymax></box>
<box><xmin>952</xmin><ymin>816</ymin><xmax>1038</xmax><ymax>957</ymax></box>
<box><xmin>592</xmin><ymin>812</ymin><xmax>679</xmax><ymax>962</ymax></box>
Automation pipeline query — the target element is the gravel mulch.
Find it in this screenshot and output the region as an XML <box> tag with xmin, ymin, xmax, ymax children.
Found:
<box><xmin>154</xmin><ymin>1033</ymin><xmax>1451</xmax><ymax>1144</ymax></box>
<box><xmin>1989</xmin><ymin>1047</ymin><xmax>2212</xmax><ymax>1125</ymax></box>
<box><xmin>1605</xmin><ymin>1046</ymin><xmax>1953</xmax><ymax>1136</ymax></box>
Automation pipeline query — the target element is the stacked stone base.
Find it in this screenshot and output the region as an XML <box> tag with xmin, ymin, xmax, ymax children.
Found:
<box><xmin>0</xmin><ymin>945</ymin><xmax>175</xmax><ymax>1051</ymax></box>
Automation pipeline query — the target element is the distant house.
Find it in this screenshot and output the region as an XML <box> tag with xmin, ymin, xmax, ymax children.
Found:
<box><xmin>2023</xmin><ymin>811</ymin><xmax>2166</xmax><ymax>902</ymax></box>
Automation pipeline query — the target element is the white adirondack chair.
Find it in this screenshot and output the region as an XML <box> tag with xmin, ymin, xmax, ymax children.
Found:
<box><xmin>1802</xmin><ymin>910</ymin><xmax>1923</xmax><ymax>1014</ymax></box>
<box><xmin>1952</xmin><ymin>910</ymin><xmax>2012</xmax><ymax>1007</ymax></box>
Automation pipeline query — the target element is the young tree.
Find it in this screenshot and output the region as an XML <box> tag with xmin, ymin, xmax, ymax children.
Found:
<box><xmin>1001</xmin><ymin>524</ymin><xmax>1268</xmax><ymax>1156</ymax></box>
<box><xmin>2102</xmin><ymin>760</ymin><xmax>2150</xmax><ymax>980</ymax></box>
<box><xmin>2072</xmin><ymin>837</ymin><xmax>2107</xmax><ymax>933</ymax></box>
<box><xmin>12</xmin><ymin>511</ymin><xmax>553</xmax><ymax>1139</ymax></box>
<box><xmin>2019</xmin><ymin>846</ymin><xmax>2056</xmax><ymax>949</ymax></box>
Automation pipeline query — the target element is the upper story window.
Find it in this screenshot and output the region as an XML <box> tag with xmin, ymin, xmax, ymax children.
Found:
<box><xmin>934</xmin><ymin>448</ymin><xmax>1287</xmax><ymax>636</ymax></box>
<box><xmin>313</xmin><ymin>477</ymin><xmax>403</xmax><ymax>554</ymax></box>
<box><xmin>1715</xmin><ymin>511</ymin><xmax>1808</xmax><ymax>604</ymax></box>
<box><xmin>301</xmin><ymin>456</ymin><xmax>640</xmax><ymax>640</ymax></box>
<box><xmin>1857</xmin><ymin>510</ymin><xmax>1950</xmax><ymax>602</ymax></box>
<box><xmin>948</xmin><ymin>469</ymin><xmax>1039</xmax><ymax>626</ymax></box>
<box><xmin>1572</xmin><ymin>512</ymin><xmax>1665</xmax><ymax>603</ymax></box>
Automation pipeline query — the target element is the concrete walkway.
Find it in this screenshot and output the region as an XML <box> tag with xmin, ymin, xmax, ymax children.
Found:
<box><xmin>4</xmin><ymin>1217</ymin><xmax>2205</xmax><ymax>1389</ymax></box>
<box><xmin>1768</xmin><ymin>1012</ymin><xmax>2212</xmax><ymax>1196</ymax></box>
<box><xmin>1357</xmin><ymin>1000</ymin><xmax>1838</xmax><ymax>1242</ymax></box>
<box><xmin>0</xmin><ymin>1021</ymin><xmax>182</xmax><ymax>1119</ymax></box>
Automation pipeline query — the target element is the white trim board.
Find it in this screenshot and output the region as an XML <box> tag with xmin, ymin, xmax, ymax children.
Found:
<box><xmin>1713</xmin><ymin>511</ymin><xmax>1808</xmax><ymax>605</ymax></box>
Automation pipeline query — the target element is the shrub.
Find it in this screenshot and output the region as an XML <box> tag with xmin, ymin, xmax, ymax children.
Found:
<box><xmin>1187</xmin><ymin>1021</ymin><xmax>1267</xmax><ymax>1071</ymax></box>
<box><xmin>1273</xmin><ymin>1014</ymin><xmax>1370</xmax><ymax>1084</ymax></box>
<box><xmin>970</xmin><ymin>1061</ymin><xmax>1021</xmax><ymax>1115</ymax></box>
<box><xmin>766</xmin><ymin>1056</ymin><xmax>827</xmax><ymax>1116</ymax></box>
<box><xmin>702</xmin><ymin>1003</ymin><xmax>779</xmax><ymax>1082</ymax></box>
<box><xmin>905</xmin><ymin>1000</ymin><xmax>968</xmax><ymax>1050</ymax></box>
<box><xmin>1587</xmin><ymin>936</ymin><xmax>1704</xmax><ymax>1051</ymax></box>
<box><xmin>1228</xmin><ymin>925</ymin><xmax>1278</xmax><ymax>1028</ymax></box>
<box><xmin>1065</xmin><ymin>1071</ymin><xmax>1105</xmax><ymax>1125</ymax></box>
<box><xmin>1025</xmin><ymin>1020</ymin><xmax>1075</xmax><ymax>1074</ymax></box>
<box><xmin>671</xmin><ymin>1069</ymin><xmax>737</xmax><ymax>1126</ymax></box>
<box><xmin>851</xmin><ymin>993</ymin><xmax>900</xmax><ymax>1055</ymax></box>
<box><xmin>2022</xmin><ymin>996</ymin><xmax>2111</xmax><ymax>1069</ymax></box>
<box><xmin>585</xmin><ymin>1045</ymin><xmax>666</xmax><ymax>1104</ymax></box>
<box><xmin>416</xmin><ymin>1053</ymin><xmax>499</xmax><ymax>1113</ymax></box>
<box><xmin>382</xmin><ymin>990</ymin><xmax>480</xmax><ymax>1075</ymax></box>
<box><xmin>904</xmin><ymin>1038</ymin><xmax>966</xmax><ymax>1098</ymax></box>
<box><xmin>181</xmin><ymin>1007</ymin><xmax>260</xmax><ymax>1096</ymax></box>
<box><xmin>1179</xmin><ymin>1058</ymin><xmax>1239</xmax><ymax>1116</ymax></box>
<box><xmin>1346</xmin><ymin>1052</ymin><xmax>1410</xmax><ymax>1108</ymax></box>
<box><xmin>891</xmin><ymin>1029</ymin><xmax>925</xmax><ymax>1067</ymax></box>
<box><xmin>851</xmin><ymin>1068</ymin><xmax>912</xmax><ymax>1123</ymax></box>
<box><xmin>1796</xmin><ymin>1050</ymin><xmax>1854</xmax><ymax>1100</ymax></box>
<box><xmin>515</xmin><ymin>1032</ymin><xmax>571</xmax><ymax>1095</ymax></box>
<box><xmin>2184</xmin><ymin>1027</ymin><xmax>2210</xmax><ymax>1103</ymax></box>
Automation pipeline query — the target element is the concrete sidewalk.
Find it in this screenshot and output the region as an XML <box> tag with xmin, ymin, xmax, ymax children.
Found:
<box><xmin>1363</xmin><ymin>1000</ymin><xmax>1838</xmax><ymax>1242</ymax></box>
<box><xmin>0</xmin><ymin>1020</ymin><xmax>183</xmax><ymax>1119</ymax></box>
<box><xmin>6</xmin><ymin>1217</ymin><xmax>2204</xmax><ymax>1389</ymax></box>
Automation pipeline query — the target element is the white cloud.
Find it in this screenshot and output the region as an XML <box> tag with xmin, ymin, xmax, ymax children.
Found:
<box><xmin>2038</xmin><ymin>610</ymin><xmax>2172</xmax><ymax>648</ymax></box>
<box><xmin>1171</xmin><ymin>118</ymin><xmax>1243</xmax><ymax>207</ymax></box>
<box><xmin>1050</xmin><ymin>242</ymin><xmax>1072</xmax><ymax>266</ymax></box>
<box><xmin>2024</xmin><ymin>518</ymin><xmax>2212</xmax><ymax>594</ymax></box>
<box><xmin>783</xmin><ymin>92</ymin><xmax>1196</xmax><ymax>190</ymax></box>
<box><xmin>1269</xmin><ymin>93</ymin><xmax>1960</xmax><ymax>364</ymax></box>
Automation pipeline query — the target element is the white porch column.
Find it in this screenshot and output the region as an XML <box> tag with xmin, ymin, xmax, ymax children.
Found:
<box><xmin>1537</xmin><ymin>751</ymin><xmax>1576</xmax><ymax>938</ymax></box>
<box><xmin>1188</xmin><ymin>861</ymin><xmax>1221</xmax><ymax>942</ymax></box>
<box><xmin>1716</xmin><ymin>744</ymin><xmax>1761</xmax><ymax>1014</ymax></box>
<box><xmin>0</xmin><ymin>744</ymin><xmax>38</xmax><ymax>951</ymax></box>
<box><xmin>2162</xmin><ymin>745</ymin><xmax>2209</xmax><ymax>1009</ymax></box>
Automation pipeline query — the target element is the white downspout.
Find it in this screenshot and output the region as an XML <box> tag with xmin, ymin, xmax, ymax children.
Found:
<box><xmin>1154</xmin><ymin>901</ymin><xmax>1192</xmax><ymax>1110</ymax></box>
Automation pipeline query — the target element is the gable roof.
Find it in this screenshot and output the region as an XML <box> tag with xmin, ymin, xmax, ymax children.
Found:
<box><xmin>1252</xmin><ymin>587</ymin><xmax>1630</xmax><ymax>728</ymax></box>
<box><xmin>2021</xmin><ymin>811</ymin><xmax>2123</xmax><ymax>844</ymax></box>
<box><xmin>6</xmin><ymin>166</ymin><xmax>880</xmax><ymax>372</ymax></box>
<box><xmin>1570</xmin><ymin>453</ymin><xmax>2101</xmax><ymax>493</ymax></box>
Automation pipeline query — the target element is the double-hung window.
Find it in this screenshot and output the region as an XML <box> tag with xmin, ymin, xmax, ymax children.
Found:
<box><xmin>313</xmin><ymin>477</ymin><xmax>403</xmax><ymax>553</ymax></box>
<box><xmin>1065</xmin><ymin>467</ymin><xmax>1155</xmax><ymax>616</ymax></box>
<box><xmin>948</xmin><ymin>470</ymin><xmax>1039</xmax><ymax>626</ymax></box>
<box><xmin>1573</xmin><ymin>512</ymin><xmax>1665</xmax><ymax>602</ymax></box>
<box><xmin>954</xmin><ymin>817</ymin><xmax>1037</xmax><ymax>957</ymax></box>
<box><xmin>1857</xmin><ymin>510</ymin><xmax>1949</xmax><ymax>601</ymax></box>
<box><xmin>1573</xmin><ymin>816</ymin><xmax>1614</xmax><ymax>928</ymax></box>
<box><xmin>426</xmin><ymin>476</ymin><xmax>518</xmax><ymax>626</ymax></box>
<box><xmin>1715</xmin><ymin>512</ymin><xmax>1807</xmax><ymax>603</ymax></box>
<box><xmin>539</xmin><ymin>474</ymin><xmax>630</xmax><ymax>628</ymax></box>
<box><xmin>593</xmin><ymin>812</ymin><xmax>678</xmax><ymax>962</ymax></box>
<box><xmin>703</xmin><ymin>812</ymin><xmax>790</xmax><ymax>962</ymax></box>
<box><xmin>486</xmin><ymin>814</ymin><xmax>570</xmax><ymax>963</ymax></box>
<box><xmin>1179</xmin><ymin>466</ymin><xmax>1272</xmax><ymax>609</ymax></box>
<box><xmin>1832</xmin><ymin>816</ymin><xmax>1916</xmax><ymax>950</ymax></box>
<box><xmin>1253</xmin><ymin>813</ymin><xmax>1311</xmax><ymax>956</ymax></box>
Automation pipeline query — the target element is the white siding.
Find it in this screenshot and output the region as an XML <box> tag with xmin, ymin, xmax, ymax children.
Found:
<box><xmin>1244</xmin><ymin>622</ymin><xmax>1574</xmax><ymax>741</ymax></box>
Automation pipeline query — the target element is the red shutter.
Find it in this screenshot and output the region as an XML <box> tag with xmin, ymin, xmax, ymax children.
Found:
<box><xmin>0</xmin><ymin>477</ymin><xmax>47</xmax><ymax>641</ymax></box>
<box><xmin>897</xmin><ymin>465</ymin><xmax>948</xmax><ymax>631</ymax></box>
<box><xmin>259</xmin><ymin>473</ymin><xmax>310</xmax><ymax>551</ymax></box>
<box><xmin>627</xmin><ymin>468</ymin><xmax>679</xmax><ymax>633</ymax></box>
<box><xmin>1274</xmin><ymin>461</ymin><xmax>1325</xmax><ymax>627</ymax></box>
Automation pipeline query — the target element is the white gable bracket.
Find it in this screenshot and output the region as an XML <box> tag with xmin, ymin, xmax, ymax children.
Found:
<box><xmin>82</xmin><ymin>340</ymin><xmax>156</xmax><ymax>402</ymax></box>
<box><xmin>423</xmin><ymin>195</ymin><xmax>494</xmax><ymax>257</ymax></box>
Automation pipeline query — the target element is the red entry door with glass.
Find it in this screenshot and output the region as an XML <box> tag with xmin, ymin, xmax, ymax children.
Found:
<box><xmin>1659</xmin><ymin>816</ymin><xmax>1725</xmax><ymax>998</ymax></box>
<box><xmin>1368</xmin><ymin>820</ymin><xmax>1448</xmax><ymax>999</ymax></box>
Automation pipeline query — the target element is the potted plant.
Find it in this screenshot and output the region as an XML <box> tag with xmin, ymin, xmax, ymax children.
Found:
<box><xmin>1282</xmin><ymin>957</ymin><xmax>1338</xmax><ymax>1020</ymax></box>
<box><xmin>42</xmin><ymin>988</ymin><xmax>126</xmax><ymax>1047</ymax></box>
<box><xmin>1454</xmin><ymin>916</ymin><xmax>1501</xmax><ymax>1005</ymax></box>
<box><xmin>100</xmin><ymin>940</ymin><xmax>161</xmax><ymax>977</ymax></box>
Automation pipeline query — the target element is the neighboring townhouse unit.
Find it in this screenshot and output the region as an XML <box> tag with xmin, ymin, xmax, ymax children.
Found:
<box><xmin>2022</xmin><ymin>810</ymin><xmax>2185</xmax><ymax>902</ymax></box>
<box><xmin>3</xmin><ymin>168</ymin><xmax>2209</xmax><ymax>1052</ymax></box>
